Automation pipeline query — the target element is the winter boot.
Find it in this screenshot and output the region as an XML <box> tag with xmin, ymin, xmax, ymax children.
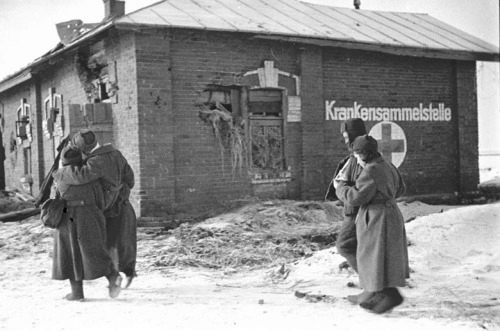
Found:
<box><xmin>338</xmin><ymin>261</ymin><xmax>350</xmax><ymax>272</ymax></box>
<box><xmin>106</xmin><ymin>271</ymin><xmax>122</xmax><ymax>299</ymax></box>
<box><xmin>346</xmin><ymin>290</ymin><xmax>375</xmax><ymax>305</ymax></box>
<box><xmin>359</xmin><ymin>291</ymin><xmax>385</xmax><ymax>310</ymax></box>
<box><xmin>370</xmin><ymin>288</ymin><xmax>404</xmax><ymax>314</ymax></box>
<box><xmin>64</xmin><ymin>279</ymin><xmax>84</xmax><ymax>301</ymax></box>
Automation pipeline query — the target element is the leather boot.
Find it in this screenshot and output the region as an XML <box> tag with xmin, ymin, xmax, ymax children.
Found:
<box><xmin>370</xmin><ymin>288</ymin><xmax>404</xmax><ymax>314</ymax></box>
<box><xmin>64</xmin><ymin>279</ymin><xmax>84</xmax><ymax>301</ymax></box>
<box><xmin>106</xmin><ymin>271</ymin><xmax>122</xmax><ymax>299</ymax></box>
<box><xmin>346</xmin><ymin>290</ymin><xmax>375</xmax><ymax>305</ymax></box>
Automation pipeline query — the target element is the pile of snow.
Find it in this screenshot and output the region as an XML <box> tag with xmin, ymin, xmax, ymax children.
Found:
<box><xmin>274</xmin><ymin>202</ymin><xmax>500</xmax><ymax>329</ymax></box>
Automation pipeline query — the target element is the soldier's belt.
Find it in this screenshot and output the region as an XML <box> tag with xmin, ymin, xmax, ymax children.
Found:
<box><xmin>369</xmin><ymin>198</ymin><xmax>397</xmax><ymax>207</ymax></box>
<box><xmin>65</xmin><ymin>200</ymin><xmax>94</xmax><ymax>207</ymax></box>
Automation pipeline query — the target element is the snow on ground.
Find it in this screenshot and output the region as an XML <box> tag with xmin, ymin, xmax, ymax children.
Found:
<box><xmin>0</xmin><ymin>201</ymin><xmax>499</xmax><ymax>331</ymax></box>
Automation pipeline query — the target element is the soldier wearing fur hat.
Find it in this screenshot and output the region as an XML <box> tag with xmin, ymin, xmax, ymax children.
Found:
<box><xmin>52</xmin><ymin>145</ymin><xmax>122</xmax><ymax>300</ymax></box>
<box><xmin>53</xmin><ymin>129</ymin><xmax>138</xmax><ymax>288</ymax></box>
<box><xmin>335</xmin><ymin>135</ymin><xmax>409</xmax><ymax>314</ymax></box>
<box><xmin>325</xmin><ymin>118</ymin><xmax>367</xmax><ymax>273</ymax></box>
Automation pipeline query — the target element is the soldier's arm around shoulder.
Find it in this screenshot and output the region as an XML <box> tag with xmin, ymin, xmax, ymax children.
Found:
<box><xmin>336</xmin><ymin>167</ymin><xmax>377</xmax><ymax>207</ymax></box>
<box><xmin>53</xmin><ymin>155</ymin><xmax>106</xmax><ymax>185</ymax></box>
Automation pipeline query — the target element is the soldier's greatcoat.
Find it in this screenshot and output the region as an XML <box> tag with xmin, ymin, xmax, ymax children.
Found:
<box><xmin>53</xmin><ymin>144</ymin><xmax>137</xmax><ymax>275</ymax></box>
<box><xmin>107</xmin><ymin>185</ymin><xmax>137</xmax><ymax>274</ymax></box>
<box><xmin>336</xmin><ymin>155</ymin><xmax>409</xmax><ymax>292</ymax></box>
<box><xmin>52</xmin><ymin>176</ymin><xmax>113</xmax><ymax>281</ymax></box>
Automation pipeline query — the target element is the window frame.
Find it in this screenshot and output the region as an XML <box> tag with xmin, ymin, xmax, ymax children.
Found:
<box><xmin>247</xmin><ymin>87</ymin><xmax>289</xmax><ymax>181</ymax></box>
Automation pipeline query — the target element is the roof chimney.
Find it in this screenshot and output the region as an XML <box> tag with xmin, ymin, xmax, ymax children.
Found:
<box><xmin>354</xmin><ymin>0</ymin><xmax>361</xmax><ymax>9</ymax></box>
<box><xmin>103</xmin><ymin>0</ymin><xmax>125</xmax><ymax>20</ymax></box>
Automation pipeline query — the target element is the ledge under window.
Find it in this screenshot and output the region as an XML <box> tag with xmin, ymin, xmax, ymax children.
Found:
<box><xmin>251</xmin><ymin>171</ymin><xmax>292</xmax><ymax>184</ymax></box>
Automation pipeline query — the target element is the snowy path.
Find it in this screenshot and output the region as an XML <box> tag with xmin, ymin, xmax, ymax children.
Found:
<box><xmin>1</xmin><ymin>202</ymin><xmax>499</xmax><ymax>331</ymax></box>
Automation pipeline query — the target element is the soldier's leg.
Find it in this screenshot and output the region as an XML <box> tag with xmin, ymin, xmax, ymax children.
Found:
<box><xmin>118</xmin><ymin>201</ymin><xmax>137</xmax><ymax>288</ymax></box>
<box><xmin>65</xmin><ymin>279</ymin><xmax>84</xmax><ymax>301</ymax></box>
<box><xmin>336</xmin><ymin>215</ymin><xmax>358</xmax><ymax>272</ymax></box>
<box><xmin>106</xmin><ymin>215</ymin><xmax>121</xmax><ymax>272</ymax></box>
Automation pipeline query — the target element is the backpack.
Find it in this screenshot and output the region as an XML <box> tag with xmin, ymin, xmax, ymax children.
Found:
<box><xmin>40</xmin><ymin>193</ymin><xmax>66</xmax><ymax>229</ymax></box>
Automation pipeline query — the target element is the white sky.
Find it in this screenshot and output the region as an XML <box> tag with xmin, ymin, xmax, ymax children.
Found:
<box><xmin>0</xmin><ymin>0</ymin><xmax>498</xmax><ymax>151</ymax></box>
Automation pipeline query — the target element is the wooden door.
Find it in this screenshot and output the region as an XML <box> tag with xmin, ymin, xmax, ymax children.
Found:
<box><xmin>68</xmin><ymin>103</ymin><xmax>114</xmax><ymax>145</ymax></box>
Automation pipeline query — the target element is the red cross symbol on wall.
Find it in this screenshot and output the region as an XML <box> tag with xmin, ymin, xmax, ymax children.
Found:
<box><xmin>377</xmin><ymin>123</ymin><xmax>405</xmax><ymax>163</ymax></box>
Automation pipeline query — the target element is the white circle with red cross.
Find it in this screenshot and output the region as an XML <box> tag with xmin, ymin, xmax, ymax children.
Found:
<box><xmin>368</xmin><ymin>121</ymin><xmax>407</xmax><ymax>168</ymax></box>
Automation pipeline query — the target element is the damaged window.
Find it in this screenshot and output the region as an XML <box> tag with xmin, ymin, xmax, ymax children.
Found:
<box><xmin>248</xmin><ymin>88</ymin><xmax>286</xmax><ymax>176</ymax></box>
<box><xmin>198</xmin><ymin>86</ymin><xmax>289</xmax><ymax>180</ymax></box>
<box><xmin>75</xmin><ymin>41</ymin><xmax>111</xmax><ymax>103</ymax></box>
<box><xmin>201</xmin><ymin>85</ymin><xmax>241</xmax><ymax>118</ymax></box>
<box><xmin>199</xmin><ymin>85</ymin><xmax>246</xmax><ymax>173</ymax></box>
<box><xmin>94</xmin><ymin>64</ymin><xmax>110</xmax><ymax>103</ymax></box>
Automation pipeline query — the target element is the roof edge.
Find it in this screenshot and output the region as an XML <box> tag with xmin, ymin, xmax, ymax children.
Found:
<box><xmin>0</xmin><ymin>21</ymin><xmax>115</xmax><ymax>93</ymax></box>
<box><xmin>0</xmin><ymin>70</ymin><xmax>32</xmax><ymax>94</ymax></box>
<box><xmin>2</xmin><ymin>17</ymin><xmax>498</xmax><ymax>93</ymax></box>
<box><xmin>255</xmin><ymin>35</ymin><xmax>500</xmax><ymax>62</ymax></box>
<box><xmin>113</xmin><ymin>23</ymin><xmax>500</xmax><ymax>62</ymax></box>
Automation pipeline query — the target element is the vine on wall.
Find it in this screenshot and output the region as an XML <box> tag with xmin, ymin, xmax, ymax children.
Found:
<box><xmin>251</xmin><ymin>125</ymin><xmax>284</xmax><ymax>172</ymax></box>
<box><xmin>199</xmin><ymin>102</ymin><xmax>247</xmax><ymax>174</ymax></box>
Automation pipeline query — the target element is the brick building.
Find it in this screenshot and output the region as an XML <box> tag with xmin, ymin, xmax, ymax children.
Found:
<box><xmin>0</xmin><ymin>0</ymin><xmax>498</xmax><ymax>220</ymax></box>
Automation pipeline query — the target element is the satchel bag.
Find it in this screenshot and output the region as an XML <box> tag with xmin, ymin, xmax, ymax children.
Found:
<box><xmin>40</xmin><ymin>194</ymin><xmax>66</xmax><ymax>229</ymax></box>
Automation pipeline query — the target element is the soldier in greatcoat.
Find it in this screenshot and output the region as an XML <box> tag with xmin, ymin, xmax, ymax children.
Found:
<box><xmin>53</xmin><ymin>129</ymin><xmax>138</xmax><ymax>288</ymax></box>
<box><xmin>52</xmin><ymin>146</ymin><xmax>122</xmax><ymax>300</ymax></box>
<box><xmin>335</xmin><ymin>135</ymin><xmax>409</xmax><ymax>314</ymax></box>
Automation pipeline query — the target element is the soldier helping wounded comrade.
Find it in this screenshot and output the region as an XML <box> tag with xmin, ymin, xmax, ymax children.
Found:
<box><xmin>53</xmin><ymin>129</ymin><xmax>138</xmax><ymax>289</ymax></box>
<box><xmin>325</xmin><ymin>118</ymin><xmax>367</xmax><ymax>273</ymax></box>
<box><xmin>51</xmin><ymin>145</ymin><xmax>122</xmax><ymax>300</ymax></box>
<box><xmin>335</xmin><ymin>135</ymin><xmax>409</xmax><ymax>314</ymax></box>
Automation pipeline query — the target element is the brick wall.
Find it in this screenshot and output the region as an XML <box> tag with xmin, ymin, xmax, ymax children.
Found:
<box><xmin>37</xmin><ymin>52</ymin><xmax>90</xmax><ymax>194</ymax></box>
<box><xmin>133</xmin><ymin>30</ymin><xmax>175</xmax><ymax>217</ymax></box>
<box><xmin>0</xmin><ymin>52</ymin><xmax>89</xmax><ymax>196</ymax></box>
<box><xmin>455</xmin><ymin>61</ymin><xmax>479</xmax><ymax>192</ymax></box>
<box><xmin>105</xmin><ymin>30</ymin><xmax>141</xmax><ymax>214</ymax></box>
<box><xmin>0</xmin><ymin>81</ymin><xmax>35</xmax><ymax>193</ymax></box>
<box><xmin>322</xmin><ymin>48</ymin><xmax>462</xmax><ymax>196</ymax></box>
<box><xmin>134</xmin><ymin>29</ymin><xmax>302</xmax><ymax>215</ymax></box>
<box><xmin>300</xmin><ymin>46</ymin><xmax>326</xmax><ymax>200</ymax></box>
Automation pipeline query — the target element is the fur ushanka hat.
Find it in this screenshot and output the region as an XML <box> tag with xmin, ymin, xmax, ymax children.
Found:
<box><xmin>61</xmin><ymin>146</ymin><xmax>83</xmax><ymax>166</ymax></box>
<box><xmin>352</xmin><ymin>134</ymin><xmax>378</xmax><ymax>154</ymax></box>
<box><xmin>71</xmin><ymin>129</ymin><xmax>97</xmax><ymax>154</ymax></box>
